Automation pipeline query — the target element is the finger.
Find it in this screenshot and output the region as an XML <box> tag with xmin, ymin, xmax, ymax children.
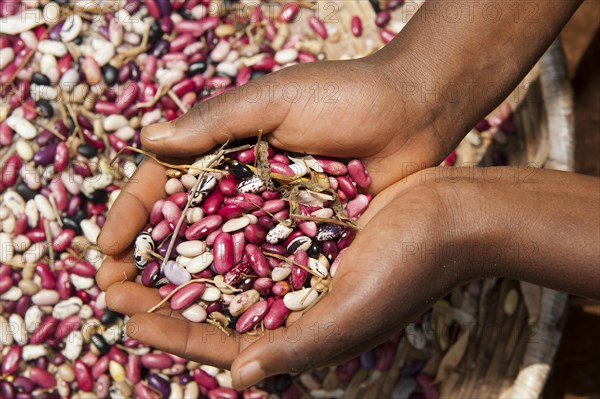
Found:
<box><xmin>105</xmin><ymin>281</ymin><xmax>182</xmax><ymax>318</ymax></box>
<box><xmin>98</xmin><ymin>160</ymin><xmax>167</xmax><ymax>256</ymax></box>
<box><xmin>230</xmin><ymin>283</ymin><xmax>364</xmax><ymax>389</ymax></box>
<box><xmin>125</xmin><ymin>313</ymin><xmax>251</xmax><ymax>369</ymax></box>
<box><xmin>141</xmin><ymin>75</ymin><xmax>289</xmax><ymax>157</ymax></box>
<box><xmin>95</xmin><ymin>247</ymin><xmax>138</xmax><ymax>292</ymax></box>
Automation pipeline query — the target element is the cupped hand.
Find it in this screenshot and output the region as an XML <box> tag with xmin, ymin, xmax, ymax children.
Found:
<box><xmin>97</xmin><ymin>162</ymin><xmax>466</xmax><ymax>388</ymax></box>
<box><xmin>140</xmin><ymin>54</ymin><xmax>444</xmax><ymax>194</ymax></box>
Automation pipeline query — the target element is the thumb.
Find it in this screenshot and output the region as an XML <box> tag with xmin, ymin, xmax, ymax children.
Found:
<box><xmin>141</xmin><ymin>76</ymin><xmax>290</xmax><ymax>157</ymax></box>
<box><xmin>230</xmin><ymin>291</ymin><xmax>349</xmax><ymax>389</ymax></box>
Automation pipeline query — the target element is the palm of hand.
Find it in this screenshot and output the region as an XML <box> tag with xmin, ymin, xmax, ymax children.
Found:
<box><xmin>97</xmin><ymin>162</ymin><xmax>455</xmax><ymax>388</ymax></box>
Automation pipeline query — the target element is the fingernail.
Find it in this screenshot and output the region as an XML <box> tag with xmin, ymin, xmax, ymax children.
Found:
<box><xmin>142</xmin><ymin>121</ymin><xmax>171</xmax><ymax>141</ymax></box>
<box><xmin>233</xmin><ymin>361</ymin><xmax>265</xmax><ymax>389</ymax></box>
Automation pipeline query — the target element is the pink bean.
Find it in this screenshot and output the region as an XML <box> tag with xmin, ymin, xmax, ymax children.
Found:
<box><xmin>149</xmin><ymin>199</ymin><xmax>165</xmax><ymax>225</ymax></box>
<box><xmin>336</xmin><ymin>176</ymin><xmax>357</xmax><ymax>197</ymax></box>
<box><xmin>141</xmin><ymin>353</ymin><xmax>174</xmax><ymax>369</ymax></box>
<box><xmin>151</xmin><ymin>219</ymin><xmax>172</xmax><ymax>241</ymax></box>
<box><xmin>315</xmin><ymin>158</ymin><xmax>347</xmax><ymax>175</ymax></box>
<box><xmin>162</xmin><ymin>200</ymin><xmax>182</xmax><ymax>226</ymax></box>
<box><xmin>347</xmin><ymin>159</ymin><xmax>372</xmax><ymax>189</ymax></box>
<box><xmin>345</xmin><ymin>194</ymin><xmax>369</xmax><ymax>218</ymax></box>
<box><xmin>158</xmin><ymin>284</ymin><xmax>177</xmax><ymax>299</ymax></box>
<box><xmin>170</xmin><ymin>282</ymin><xmax>206</xmax><ymax>311</ymax></box>
<box><xmin>126</xmin><ymin>354</ymin><xmax>142</xmax><ymax>384</ymax></box>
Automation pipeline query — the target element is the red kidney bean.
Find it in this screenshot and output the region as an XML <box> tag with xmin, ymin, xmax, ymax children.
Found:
<box><xmin>141</xmin><ymin>261</ymin><xmax>160</xmax><ymax>287</ymax></box>
<box><xmin>149</xmin><ymin>199</ymin><xmax>165</xmax><ymax>225</ymax></box>
<box><xmin>74</xmin><ymin>360</ymin><xmax>93</xmax><ymax>391</ymax></box>
<box><xmin>158</xmin><ymin>283</ymin><xmax>177</xmax><ymax>299</ymax></box>
<box><xmin>244</xmin><ymin>224</ymin><xmax>267</xmax><ymax>245</ymax></box>
<box><xmin>337</xmin><ymin>357</ymin><xmax>361</xmax><ymax>382</ymax></box>
<box><xmin>35</xmin><ymin>263</ymin><xmax>56</xmax><ymax>289</ymax></box>
<box><xmin>193</xmin><ymin>369</ymin><xmax>218</xmax><ymax>390</ymax></box>
<box><xmin>236</xmin><ymin>300</ymin><xmax>270</xmax><ymax>333</ymax></box>
<box><xmin>116</xmin><ymin>81</ymin><xmax>139</xmax><ymax>109</ymax></box>
<box><xmin>135</xmin><ymin>382</ymin><xmax>160</xmax><ymax>399</ymax></box>
<box><xmin>176</xmin><ymin>17</ymin><xmax>220</xmax><ymax>37</ymax></box>
<box><xmin>253</xmin><ymin>277</ymin><xmax>274</xmax><ymax>297</ymax></box>
<box><xmin>186</xmin><ymin>215</ymin><xmax>222</xmax><ymax>240</ymax></box>
<box><xmin>162</xmin><ymin>200</ymin><xmax>182</xmax><ymax>226</ymax></box>
<box><xmin>29</xmin><ymin>367</ymin><xmax>56</xmax><ymax>389</ymax></box>
<box><xmin>126</xmin><ymin>354</ymin><xmax>142</xmax><ymax>384</ymax></box>
<box><xmin>279</xmin><ymin>2</ymin><xmax>300</xmax><ymax>22</ymax></box>
<box><xmin>217</xmin><ymin>204</ymin><xmax>244</xmax><ymax>220</ymax></box>
<box><xmin>308</xmin><ymin>16</ymin><xmax>328</xmax><ymax>39</ymax></box>
<box><xmin>213</xmin><ymin>232</ymin><xmax>234</xmax><ymax>274</ymax></box>
<box><xmin>91</xmin><ymin>355</ymin><xmax>109</xmax><ymax>379</ymax></box>
<box><xmin>141</xmin><ymin>353</ymin><xmax>174</xmax><ymax>369</ymax></box>
<box><xmin>202</xmin><ymin>189</ymin><xmax>223</xmax><ymax>215</ymax></box>
<box><xmin>253</xmin><ymin>56</ymin><xmax>278</xmax><ymax>72</ymax></box>
<box><xmin>245</xmin><ymin>244</ymin><xmax>270</xmax><ymax>277</ymax></box>
<box><xmin>54</xmin><ymin>315</ymin><xmax>81</xmax><ymax>339</ymax></box>
<box><xmin>107</xmin><ymin>346</ymin><xmax>127</xmax><ymax>365</ymax></box>
<box><xmin>375</xmin><ymin>11</ymin><xmax>391</xmax><ymax>27</ymax></box>
<box><xmin>2</xmin><ymin>154</ymin><xmax>21</xmax><ymax>187</ymax></box>
<box><xmin>375</xmin><ymin>342</ymin><xmax>396</xmax><ymax>371</ymax></box>
<box><xmin>347</xmin><ymin>159</ymin><xmax>371</xmax><ymax>189</ymax></box>
<box><xmin>351</xmin><ymin>15</ymin><xmax>363</xmax><ymax>37</ymax></box>
<box><xmin>381</xmin><ymin>28</ymin><xmax>396</xmax><ymax>44</ymax></box>
<box><xmin>2</xmin><ymin>345</ymin><xmax>22</xmax><ymax>375</ymax></box>
<box><xmin>208</xmin><ymin>387</ymin><xmax>239</xmax><ymax>399</ymax></box>
<box><xmin>232</xmin><ymin>231</ymin><xmax>246</xmax><ymax>265</ymax></box>
<box><xmin>30</xmin><ymin>316</ymin><xmax>59</xmax><ymax>344</ymax></box>
<box><xmin>263</xmin><ymin>298</ymin><xmax>290</xmax><ymax>329</ymax></box>
<box><xmin>170</xmin><ymin>282</ymin><xmax>205</xmax><ymax>310</ymax></box>
<box><xmin>0</xmin><ymin>275</ymin><xmax>12</xmax><ymax>294</ymax></box>
<box><xmin>290</xmin><ymin>254</ymin><xmax>308</xmax><ymax>290</ymax></box>
<box><xmin>69</xmin><ymin>260</ymin><xmax>96</xmax><ymax>278</ymax></box>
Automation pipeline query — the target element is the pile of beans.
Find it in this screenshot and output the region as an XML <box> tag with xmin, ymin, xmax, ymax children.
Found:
<box><xmin>135</xmin><ymin>145</ymin><xmax>372</xmax><ymax>332</ymax></box>
<box><xmin>0</xmin><ymin>0</ymin><xmax>519</xmax><ymax>397</ymax></box>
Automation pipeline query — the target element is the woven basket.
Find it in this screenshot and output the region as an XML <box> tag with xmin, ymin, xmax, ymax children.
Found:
<box><xmin>280</xmin><ymin>1</ymin><xmax>574</xmax><ymax>398</ymax></box>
